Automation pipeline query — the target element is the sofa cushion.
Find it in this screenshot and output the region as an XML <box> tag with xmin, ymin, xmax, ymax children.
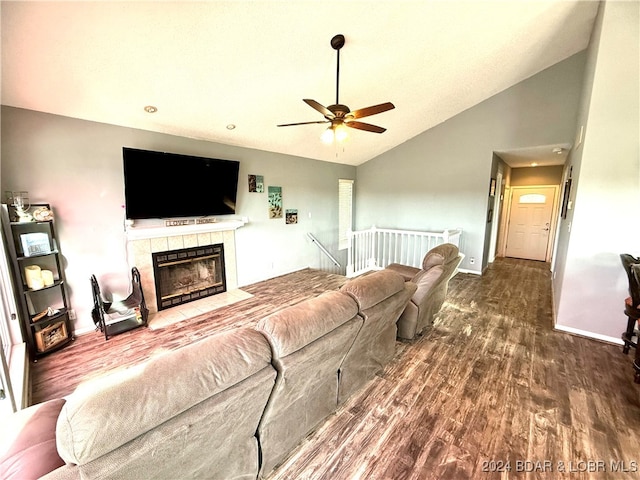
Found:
<box><xmin>422</xmin><ymin>243</ymin><xmax>460</xmax><ymax>271</ymax></box>
<box><xmin>0</xmin><ymin>398</ymin><xmax>66</xmax><ymax>480</ymax></box>
<box><xmin>56</xmin><ymin>327</ymin><xmax>272</xmax><ymax>465</ymax></box>
<box><xmin>256</xmin><ymin>290</ymin><xmax>359</xmax><ymax>358</ymax></box>
<box><xmin>340</xmin><ymin>269</ymin><xmax>405</xmax><ymax>310</ymax></box>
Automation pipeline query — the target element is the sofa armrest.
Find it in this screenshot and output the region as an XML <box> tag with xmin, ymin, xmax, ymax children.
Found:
<box><xmin>0</xmin><ymin>398</ymin><xmax>66</xmax><ymax>480</ymax></box>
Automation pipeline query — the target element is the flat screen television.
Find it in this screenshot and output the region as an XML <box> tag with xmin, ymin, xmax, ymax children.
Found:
<box><xmin>123</xmin><ymin>147</ymin><xmax>240</xmax><ymax>220</ymax></box>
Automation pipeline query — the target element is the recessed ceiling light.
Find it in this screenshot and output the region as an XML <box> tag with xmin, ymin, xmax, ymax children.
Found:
<box><xmin>144</xmin><ymin>105</ymin><xmax>157</xmax><ymax>113</ymax></box>
<box><xmin>552</xmin><ymin>147</ymin><xmax>563</xmax><ymax>155</ymax></box>
<box><xmin>226</xmin><ymin>124</ymin><xmax>236</xmax><ymax>130</ymax></box>
<box><xmin>531</xmin><ymin>162</ymin><xmax>538</xmax><ymax>167</ymax></box>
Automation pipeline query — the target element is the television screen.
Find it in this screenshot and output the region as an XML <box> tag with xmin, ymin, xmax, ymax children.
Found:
<box><xmin>123</xmin><ymin>147</ymin><xmax>240</xmax><ymax>220</ymax></box>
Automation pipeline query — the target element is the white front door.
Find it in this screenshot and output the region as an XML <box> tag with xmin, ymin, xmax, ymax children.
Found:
<box><xmin>505</xmin><ymin>186</ymin><xmax>556</xmax><ymax>261</ymax></box>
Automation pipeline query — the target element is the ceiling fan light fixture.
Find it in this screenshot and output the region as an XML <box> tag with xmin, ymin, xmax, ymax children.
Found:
<box><xmin>320</xmin><ymin>127</ymin><xmax>335</xmax><ymax>144</ymax></box>
<box><xmin>334</xmin><ymin>123</ymin><xmax>348</xmax><ymax>142</ymax></box>
<box><xmin>321</xmin><ymin>123</ymin><xmax>348</xmax><ymax>144</ymax></box>
<box><xmin>321</xmin><ymin>126</ymin><xmax>335</xmax><ymax>144</ymax></box>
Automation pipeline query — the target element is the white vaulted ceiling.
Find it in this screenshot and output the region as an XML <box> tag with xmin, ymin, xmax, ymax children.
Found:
<box><xmin>1</xmin><ymin>1</ymin><xmax>599</xmax><ymax>166</ymax></box>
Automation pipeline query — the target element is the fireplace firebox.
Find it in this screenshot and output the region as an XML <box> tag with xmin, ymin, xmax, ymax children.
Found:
<box><xmin>152</xmin><ymin>244</ymin><xmax>226</xmax><ymax>311</ymax></box>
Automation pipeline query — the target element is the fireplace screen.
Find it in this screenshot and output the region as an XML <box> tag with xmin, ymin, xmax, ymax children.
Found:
<box><xmin>152</xmin><ymin>244</ymin><xmax>226</xmax><ymax>311</ymax></box>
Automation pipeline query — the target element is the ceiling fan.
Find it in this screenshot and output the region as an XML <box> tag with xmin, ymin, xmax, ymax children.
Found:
<box><xmin>277</xmin><ymin>34</ymin><xmax>395</xmax><ymax>142</ymax></box>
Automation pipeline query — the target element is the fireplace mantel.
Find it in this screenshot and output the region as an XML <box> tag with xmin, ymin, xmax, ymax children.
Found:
<box><xmin>125</xmin><ymin>218</ymin><xmax>247</xmax><ymax>241</ymax></box>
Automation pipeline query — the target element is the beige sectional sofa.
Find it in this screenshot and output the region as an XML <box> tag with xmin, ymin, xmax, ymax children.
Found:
<box><xmin>1</xmin><ymin>269</ymin><xmax>416</xmax><ymax>480</ymax></box>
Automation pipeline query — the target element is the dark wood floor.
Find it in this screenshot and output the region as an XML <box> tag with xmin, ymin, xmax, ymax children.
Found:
<box><xmin>31</xmin><ymin>259</ymin><xmax>640</xmax><ymax>479</ymax></box>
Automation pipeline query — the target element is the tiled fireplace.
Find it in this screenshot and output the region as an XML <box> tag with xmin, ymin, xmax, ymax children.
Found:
<box><xmin>153</xmin><ymin>243</ymin><xmax>226</xmax><ymax>311</ymax></box>
<box><xmin>125</xmin><ymin>220</ymin><xmax>245</xmax><ymax>314</ymax></box>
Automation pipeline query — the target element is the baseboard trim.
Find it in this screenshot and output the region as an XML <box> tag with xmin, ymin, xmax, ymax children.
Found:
<box><xmin>74</xmin><ymin>325</ymin><xmax>97</xmax><ymax>336</ymax></box>
<box><xmin>458</xmin><ymin>268</ymin><xmax>481</xmax><ymax>275</ymax></box>
<box><xmin>554</xmin><ymin>324</ymin><xmax>624</xmax><ymax>346</ymax></box>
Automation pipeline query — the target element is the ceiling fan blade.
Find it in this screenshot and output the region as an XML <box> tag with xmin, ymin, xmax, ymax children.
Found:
<box><xmin>303</xmin><ymin>99</ymin><xmax>334</xmax><ymax>118</ymax></box>
<box><xmin>345</xmin><ymin>121</ymin><xmax>386</xmax><ymax>134</ymax></box>
<box><xmin>277</xmin><ymin>120</ymin><xmax>330</xmax><ymax>127</ymax></box>
<box><xmin>348</xmin><ymin>102</ymin><xmax>395</xmax><ymax>119</ymax></box>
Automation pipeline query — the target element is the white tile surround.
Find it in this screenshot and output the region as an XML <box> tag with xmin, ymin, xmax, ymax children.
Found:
<box><xmin>125</xmin><ymin>219</ymin><xmax>246</xmax><ymax>315</ymax></box>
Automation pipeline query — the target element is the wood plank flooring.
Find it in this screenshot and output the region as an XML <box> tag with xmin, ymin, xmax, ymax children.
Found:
<box><xmin>30</xmin><ymin>259</ymin><xmax>640</xmax><ymax>479</ymax></box>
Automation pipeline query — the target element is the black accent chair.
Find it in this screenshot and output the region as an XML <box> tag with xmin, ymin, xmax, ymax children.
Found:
<box><xmin>91</xmin><ymin>266</ymin><xmax>149</xmax><ymax>340</ymax></box>
<box><xmin>620</xmin><ymin>254</ymin><xmax>640</xmax><ymax>382</ymax></box>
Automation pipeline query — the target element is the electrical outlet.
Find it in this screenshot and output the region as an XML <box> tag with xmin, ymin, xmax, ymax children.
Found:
<box><xmin>68</xmin><ymin>309</ymin><xmax>77</xmax><ymax>320</ymax></box>
<box><xmin>469</xmin><ymin>257</ymin><xmax>475</xmax><ymax>265</ymax></box>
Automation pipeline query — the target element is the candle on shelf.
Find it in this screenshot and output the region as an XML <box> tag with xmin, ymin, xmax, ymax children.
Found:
<box><xmin>41</xmin><ymin>270</ymin><xmax>54</xmax><ymax>287</ymax></box>
<box><xmin>24</xmin><ymin>265</ymin><xmax>42</xmax><ymax>289</ymax></box>
<box><xmin>30</xmin><ymin>276</ymin><xmax>45</xmax><ymax>290</ymax></box>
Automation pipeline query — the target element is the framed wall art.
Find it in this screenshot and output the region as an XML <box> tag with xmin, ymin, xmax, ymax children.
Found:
<box><xmin>286</xmin><ymin>209</ymin><xmax>298</xmax><ymax>224</ymax></box>
<box><xmin>248</xmin><ymin>174</ymin><xmax>264</xmax><ymax>193</ymax></box>
<box><xmin>268</xmin><ymin>186</ymin><xmax>282</xmax><ymax>218</ymax></box>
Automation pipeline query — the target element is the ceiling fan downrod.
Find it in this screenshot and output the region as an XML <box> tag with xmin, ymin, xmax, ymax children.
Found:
<box><xmin>331</xmin><ymin>34</ymin><xmax>345</xmax><ymax>106</ymax></box>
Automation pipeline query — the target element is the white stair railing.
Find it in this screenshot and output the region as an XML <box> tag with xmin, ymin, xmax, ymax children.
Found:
<box><xmin>307</xmin><ymin>233</ymin><xmax>341</xmax><ymax>268</ymax></box>
<box><xmin>346</xmin><ymin>226</ymin><xmax>462</xmax><ymax>277</ymax></box>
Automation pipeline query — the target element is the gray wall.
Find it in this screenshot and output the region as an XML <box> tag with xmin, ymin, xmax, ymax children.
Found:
<box><xmin>1</xmin><ymin>107</ymin><xmax>355</xmax><ymax>333</ymax></box>
<box><xmin>356</xmin><ymin>51</ymin><xmax>586</xmax><ymax>273</ymax></box>
<box><xmin>553</xmin><ymin>0</ymin><xmax>640</xmax><ymax>340</ymax></box>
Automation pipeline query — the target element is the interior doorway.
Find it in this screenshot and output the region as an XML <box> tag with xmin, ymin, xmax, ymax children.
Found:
<box><xmin>504</xmin><ymin>186</ymin><xmax>559</xmax><ymax>262</ymax></box>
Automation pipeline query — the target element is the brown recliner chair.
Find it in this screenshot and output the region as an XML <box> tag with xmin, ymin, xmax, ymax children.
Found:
<box><xmin>386</xmin><ymin>243</ymin><xmax>463</xmax><ymax>340</ymax></box>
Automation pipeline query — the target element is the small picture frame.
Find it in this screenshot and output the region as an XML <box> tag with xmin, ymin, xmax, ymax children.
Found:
<box><xmin>489</xmin><ymin>178</ymin><xmax>497</xmax><ymax>197</ymax></box>
<box><xmin>20</xmin><ymin>232</ymin><xmax>51</xmax><ymax>257</ymax></box>
<box><xmin>248</xmin><ymin>174</ymin><xmax>264</xmax><ymax>193</ymax></box>
<box><xmin>286</xmin><ymin>209</ymin><xmax>298</xmax><ymax>224</ymax></box>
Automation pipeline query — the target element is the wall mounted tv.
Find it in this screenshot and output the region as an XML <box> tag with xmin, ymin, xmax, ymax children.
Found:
<box><xmin>123</xmin><ymin>147</ymin><xmax>240</xmax><ymax>220</ymax></box>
